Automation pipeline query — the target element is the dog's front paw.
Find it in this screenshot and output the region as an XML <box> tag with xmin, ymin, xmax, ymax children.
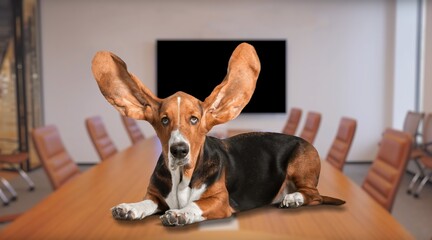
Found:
<box><xmin>160</xmin><ymin>210</ymin><xmax>188</xmax><ymax>226</ymax></box>
<box><xmin>160</xmin><ymin>207</ymin><xmax>205</xmax><ymax>227</ymax></box>
<box><xmin>111</xmin><ymin>200</ymin><xmax>159</xmax><ymax>220</ymax></box>
<box><xmin>279</xmin><ymin>192</ymin><xmax>304</xmax><ymax>208</ymax></box>
<box><xmin>111</xmin><ymin>203</ymin><xmax>142</xmax><ymax>220</ymax></box>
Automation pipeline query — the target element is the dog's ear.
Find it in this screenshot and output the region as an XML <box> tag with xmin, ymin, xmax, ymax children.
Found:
<box><xmin>91</xmin><ymin>52</ymin><xmax>161</xmax><ymax>123</ymax></box>
<box><xmin>203</xmin><ymin>43</ymin><xmax>261</xmax><ymax>130</ymax></box>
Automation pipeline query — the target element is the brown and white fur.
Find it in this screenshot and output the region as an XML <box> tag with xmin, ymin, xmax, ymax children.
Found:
<box><xmin>91</xmin><ymin>43</ymin><xmax>345</xmax><ymax>227</ymax></box>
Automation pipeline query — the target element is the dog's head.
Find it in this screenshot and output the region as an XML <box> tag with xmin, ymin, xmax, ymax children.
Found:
<box><xmin>91</xmin><ymin>43</ymin><xmax>260</xmax><ymax>174</ymax></box>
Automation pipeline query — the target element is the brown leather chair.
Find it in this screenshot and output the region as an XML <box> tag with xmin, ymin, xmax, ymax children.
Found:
<box><xmin>362</xmin><ymin>128</ymin><xmax>412</xmax><ymax>212</ymax></box>
<box><xmin>31</xmin><ymin>125</ymin><xmax>81</xmax><ymax>190</ymax></box>
<box><xmin>326</xmin><ymin>117</ymin><xmax>357</xmax><ymax>171</ymax></box>
<box><xmin>282</xmin><ymin>108</ymin><xmax>302</xmax><ymax>135</ymax></box>
<box><xmin>299</xmin><ymin>111</ymin><xmax>321</xmax><ymax>144</ymax></box>
<box><xmin>85</xmin><ymin>116</ymin><xmax>118</xmax><ymax>161</ymax></box>
<box><xmin>408</xmin><ymin>113</ymin><xmax>432</xmax><ymax>197</ymax></box>
<box><xmin>121</xmin><ymin>115</ymin><xmax>145</xmax><ymax>144</ymax></box>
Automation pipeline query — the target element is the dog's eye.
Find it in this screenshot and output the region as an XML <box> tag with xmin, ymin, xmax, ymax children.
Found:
<box><xmin>161</xmin><ymin>117</ymin><xmax>170</xmax><ymax>126</ymax></box>
<box><xmin>190</xmin><ymin>116</ymin><xmax>199</xmax><ymax>125</ymax></box>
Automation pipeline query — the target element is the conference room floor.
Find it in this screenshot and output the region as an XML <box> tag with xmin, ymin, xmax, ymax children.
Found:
<box><xmin>1</xmin><ymin>162</ymin><xmax>431</xmax><ymax>239</ymax></box>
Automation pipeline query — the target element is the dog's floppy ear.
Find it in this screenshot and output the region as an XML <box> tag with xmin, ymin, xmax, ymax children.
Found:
<box><xmin>91</xmin><ymin>52</ymin><xmax>161</xmax><ymax>123</ymax></box>
<box><xmin>203</xmin><ymin>43</ymin><xmax>261</xmax><ymax>130</ymax></box>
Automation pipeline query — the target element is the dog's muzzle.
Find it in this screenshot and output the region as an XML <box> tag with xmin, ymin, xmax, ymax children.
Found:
<box><xmin>170</xmin><ymin>142</ymin><xmax>189</xmax><ymax>166</ymax></box>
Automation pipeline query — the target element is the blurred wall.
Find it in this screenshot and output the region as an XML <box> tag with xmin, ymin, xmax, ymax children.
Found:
<box><xmin>40</xmin><ymin>0</ymin><xmax>396</xmax><ymax>163</ymax></box>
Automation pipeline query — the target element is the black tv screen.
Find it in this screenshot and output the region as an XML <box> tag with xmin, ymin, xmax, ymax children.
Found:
<box><xmin>156</xmin><ymin>40</ymin><xmax>286</xmax><ymax>113</ymax></box>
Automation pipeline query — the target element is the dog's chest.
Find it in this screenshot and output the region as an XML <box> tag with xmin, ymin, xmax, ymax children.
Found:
<box><xmin>164</xmin><ymin>169</ymin><xmax>206</xmax><ymax>209</ymax></box>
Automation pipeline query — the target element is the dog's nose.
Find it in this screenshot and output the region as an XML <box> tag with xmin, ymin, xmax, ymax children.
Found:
<box><xmin>170</xmin><ymin>142</ymin><xmax>189</xmax><ymax>159</ymax></box>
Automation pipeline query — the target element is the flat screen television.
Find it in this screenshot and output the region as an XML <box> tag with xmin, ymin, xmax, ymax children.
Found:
<box><xmin>156</xmin><ymin>40</ymin><xmax>286</xmax><ymax>113</ymax></box>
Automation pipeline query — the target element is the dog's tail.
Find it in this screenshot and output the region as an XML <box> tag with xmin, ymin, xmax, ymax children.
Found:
<box><xmin>321</xmin><ymin>195</ymin><xmax>346</xmax><ymax>205</ymax></box>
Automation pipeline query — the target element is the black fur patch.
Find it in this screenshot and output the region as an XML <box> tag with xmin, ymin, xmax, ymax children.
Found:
<box><xmin>149</xmin><ymin>155</ymin><xmax>172</xmax><ymax>198</ymax></box>
<box><xmin>190</xmin><ymin>137</ymin><xmax>226</xmax><ymax>188</ymax></box>
<box><xmin>222</xmin><ymin>132</ymin><xmax>303</xmax><ymax>211</ymax></box>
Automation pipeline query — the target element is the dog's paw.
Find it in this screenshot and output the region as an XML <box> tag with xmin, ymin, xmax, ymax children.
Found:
<box><xmin>111</xmin><ymin>200</ymin><xmax>158</xmax><ymax>220</ymax></box>
<box><xmin>279</xmin><ymin>192</ymin><xmax>304</xmax><ymax>208</ymax></box>
<box><xmin>160</xmin><ymin>207</ymin><xmax>205</xmax><ymax>227</ymax></box>
<box><xmin>111</xmin><ymin>203</ymin><xmax>150</xmax><ymax>220</ymax></box>
<box><xmin>160</xmin><ymin>210</ymin><xmax>188</xmax><ymax>226</ymax></box>
<box><xmin>111</xmin><ymin>203</ymin><xmax>143</xmax><ymax>220</ymax></box>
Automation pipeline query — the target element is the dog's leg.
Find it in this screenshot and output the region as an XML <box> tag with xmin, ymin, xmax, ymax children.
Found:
<box><xmin>111</xmin><ymin>199</ymin><xmax>159</xmax><ymax>220</ymax></box>
<box><xmin>280</xmin><ymin>144</ymin><xmax>323</xmax><ymax>208</ymax></box>
<box><xmin>160</xmin><ymin>177</ymin><xmax>232</xmax><ymax>226</ymax></box>
<box><xmin>279</xmin><ymin>188</ymin><xmax>322</xmax><ymax>208</ymax></box>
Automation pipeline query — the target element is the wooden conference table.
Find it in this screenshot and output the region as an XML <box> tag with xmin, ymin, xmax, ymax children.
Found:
<box><xmin>1</xmin><ymin>136</ymin><xmax>413</xmax><ymax>239</ymax></box>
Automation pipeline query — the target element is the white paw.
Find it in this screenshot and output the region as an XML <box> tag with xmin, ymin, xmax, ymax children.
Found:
<box><xmin>160</xmin><ymin>210</ymin><xmax>189</xmax><ymax>226</ymax></box>
<box><xmin>160</xmin><ymin>203</ymin><xmax>204</xmax><ymax>226</ymax></box>
<box><xmin>280</xmin><ymin>192</ymin><xmax>304</xmax><ymax>208</ymax></box>
<box><xmin>111</xmin><ymin>203</ymin><xmax>142</xmax><ymax>220</ymax></box>
<box><xmin>111</xmin><ymin>200</ymin><xmax>158</xmax><ymax>220</ymax></box>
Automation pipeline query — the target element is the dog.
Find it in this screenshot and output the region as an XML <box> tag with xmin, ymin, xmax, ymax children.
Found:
<box><xmin>91</xmin><ymin>43</ymin><xmax>345</xmax><ymax>227</ymax></box>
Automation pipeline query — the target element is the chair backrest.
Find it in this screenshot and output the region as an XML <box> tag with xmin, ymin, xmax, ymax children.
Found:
<box><xmin>422</xmin><ymin>113</ymin><xmax>432</xmax><ymax>155</ymax></box>
<box><xmin>403</xmin><ymin>111</ymin><xmax>424</xmax><ymax>146</ymax></box>
<box><xmin>85</xmin><ymin>116</ymin><xmax>118</xmax><ymax>161</ymax></box>
<box><xmin>31</xmin><ymin>125</ymin><xmax>80</xmax><ymax>190</ymax></box>
<box><xmin>121</xmin><ymin>115</ymin><xmax>145</xmax><ymax>144</ymax></box>
<box><xmin>362</xmin><ymin>128</ymin><xmax>412</xmax><ymax>212</ymax></box>
<box><xmin>326</xmin><ymin>117</ymin><xmax>357</xmax><ymax>171</ymax></box>
<box><xmin>282</xmin><ymin>108</ymin><xmax>302</xmax><ymax>135</ymax></box>
<box><xmin>299</xmin><ymin>111</ymin><xmax>321</xmax><ymax>144</ymax></box>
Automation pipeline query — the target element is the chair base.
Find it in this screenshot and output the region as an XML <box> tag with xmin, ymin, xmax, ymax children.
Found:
<box><xmin>407</xmin><ymin>159</ymin><xmax>431</xmax><ymax>198</ymax></box>
<box><xmin>407</xmin><ymin>159</ymin><xmax>425</xmax><ymax>194</ymax></box>
<box><xmin>15</xmin><ymin>166</ymin><xmax>35</xmax><ymax>191</ymax></box>
<box><xmin>0</xmin><ymin>177</ymin><xmax>17</xmax><ymax>200</ymax></box>
<box><xmin>2</xmin><ymin>164</ymin><xmax>36</xmax><ymax>191</ymax></box>
<box><xmin>0</xmin><ymin>166</ymin><xmax>35</xmax><ymax>205</ymax></box>
<box><xmin>413</xmin><ymin>174</ymin><xmax>431</xmax><ymax>198</ymax></box>
<box><xmin>0</xmin><ymin>189</ymin><xmax>9</xmax><ymax>206</ymax></box>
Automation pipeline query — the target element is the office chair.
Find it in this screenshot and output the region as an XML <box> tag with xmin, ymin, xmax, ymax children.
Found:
<box><xmin>0</xmin><ymin>153</ymin><xmax>35</xmax><ymax>191</ymax></box>
<box><xmin>85</xmin><ymin>116</ymin><xmax>118</xmax><ymax>161</ymax></box>
<box><xmin>326</xmin><ymin>117</ymin><xmax>357</xmax><ymax>171</ymax></box>
<box><xmin>403</xmin><ymin>111</ymin><xmax>424</xmax><ymax>140</ymax></box>
<box><xmin>0</xmin><ymin>139</ymin><xmax>35</xmax><ymax>202</ymax></box>
<box><xmin>362</xmin><ymin>128</ymin><xmax>412</xmax><ymax>212</ymax></box>
<box><xmin>407</xmin><ymin>113</ymin><xmax>432</xmax><ymax>197</ymax></box>
<box><xmin>299</xmin><ymin>111</ymin><xmax>321</xmax><ymax>144</ymax></box>
<box><xmin>282</xmin><ymin>108</ymin><xmax>302</xmax><ymax>135</ymax></box>
<box><xmin>31</xmin><ymin>125</ymin><xmax>81</xmax><ymax>190</ymax></box>
<box><xmin>121</xmin><ymin>115</ymin><xmax>145</xmax><ymax>144</ymax></box>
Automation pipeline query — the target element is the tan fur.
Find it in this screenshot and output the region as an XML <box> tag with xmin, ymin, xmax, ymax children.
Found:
<box><xmin>92</xmin><ymin>43</ymin><xmax>260</xmax><ymax>219</ymax></box>
<box><xmin>287</xmin><ymin>143</ymin><xmax>323</xmax><ymax>205</ymax></box>
<box><xmin>194</xmin><ymin>170</ymin><xmax>233</xmax><ymax>219</ymax></box>
<box><xmin>145</xmin><ymin>184</ymin><xmax>169</xmax><ymax>211</ymax></box>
